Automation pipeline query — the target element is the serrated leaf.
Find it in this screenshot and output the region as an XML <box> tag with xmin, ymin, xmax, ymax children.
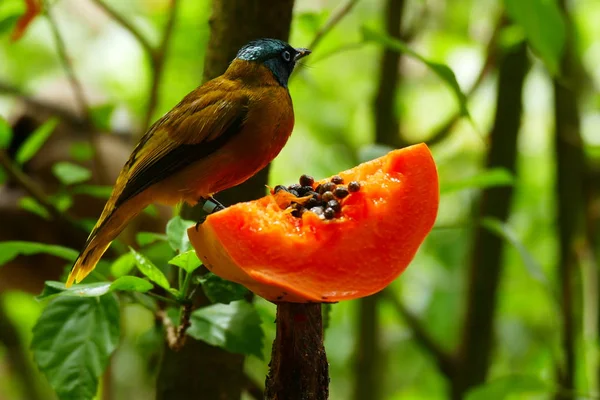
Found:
<box><xmin>199</xmin><ymin>273</ymin><xmax>249</xmax><ymax>304</ymax></box>
<box><xmin>129</xmin><ymin>247</ymin><xmax>170</xmax><ymax>290</ymax></box>
<box><xmin>168</xmin><ymin>250</ymin><xmax>201</xmax><ymax>273</ymax></box>
<box><xmin>166</xmin><ymin>216</ymin><xmax>194</xmax><ymax>253</ymax></box>
<box><xmin>52</xmin><ymin>161</ymin><xmax>92</xmax><ymax>185</ymax></box>
<box><xmin>362</xmin><ymin>26</ymin><xmax>469</xmax><ymax>117</ymax></box>
<box><xmin>136</xmin><ymin>232</ymin><xmax>168</xmax><ymax>247</ymax></box>
<box><xmin>37</xmin><ymin>277</ymin><xmax>153</xmax><ymax>300</ymax></box>
<box><xmin>188</xmin><ymin>301</ymin><xmax>263</xmax><ymax>359</ymax></box>
<box><xmin>15</xmin><ymin>117</ymin><xmax>59</xmax><ymax>165</ymax></box>
<box><xmin>465</xmin><ymin>374</ymin><xmax>549</xmax><ymax>400</ymax></box>
<box><xmin>18</xmin><ymin>196</ymin><xmax>50</xmax><ymax>219</ymax></box>
<box><xmin>110</xmin><ymin>252</ymin><xmax>135</xmax><ymax>278</ymax></box>
<box><xmin>31</xmin><ymin>295</ymin><xmax>120</xmax><ymax>400</ymax></box>
<box><xmin>481</xmin><ymin>217</ymin><xmax>550</xmax><ymax>289</ymax></box>
<box><xmin>71</xmin><ymin>185</ymin><xmax>113</xmax><ymax>199</ymax></box>
<box><xmin>440</xmin><ymin>168</ymin><xmax>514</xmax><ymax>195</ymax></box>
<box><xmin>504</xmin><ymin>0</ymin><xmax>565</xmax><ymax>75</ymax></box>
<box><xmin>0</xmin><ymin>116</ymin><xmax>12</xmax><ymax>149</ymax></box>
<box><xmin>0</xmin><ymin>241</ymin><xmax>77</xmax><ymax>267</ymax></box>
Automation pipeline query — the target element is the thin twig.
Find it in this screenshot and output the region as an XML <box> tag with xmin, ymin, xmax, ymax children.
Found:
<box><xmin>383</xmin><ymin>289</ymin><xmax>455</xmax><ymax>378</ymax></box>
<box><xmin>309</xmin><ymin>0</ymin><xmax>360</xmax><ymax>50</ymax></box>
<box><xmin>157</xmin><ymin>302</ymin><xmax>192</xmax><ymax>352</ymax></box>
<box><xmin>141</xmin><ymin>0</ymin><xmax>180</xmax><ymax>134</ymax></box>
<box><xmin>426</xmin><ymin>15</ymin><xmax>505</xmax><ymax>146</ymax></box>
<box><xmin>44</xmin><ymin>1</ymin><xmax>91</xmax><ymax>122</ymax></box>
<box><xmin>0</xmin><ymin>80</ymin><xmax>87</xmax><ymax>127</ymax></box>
<box><xmin>90</xmin><ymin>0</ymin><xmax>154</xmax><ymax>57</ymax></box>
<box><xmin>0</xmin><ymin>149</ymin><xmax>74</xmax><ymax>222</ymax></box>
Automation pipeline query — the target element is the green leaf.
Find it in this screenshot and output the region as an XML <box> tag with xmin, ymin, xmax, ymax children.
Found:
<box><xmin>362</xmin><ymin>26</ymin><xmax>469</xmax><ymax>117</ymax></box>
<box><xmin>37</xmin><ymin>277</ymin><xmax>153</xmax><ymax>300</ymax></box>
<box><xmin>52</xmin><ymin>161</ymin><xmax>92</xmax><ymax>185</ymax></box>
<box><xmin>110</xmin><ymin>252</ymin><xmax>135</xmax><ymax>278</ymax></box>
<box><xmin>188</xmin><ymin>301</ymin><xmax>263</xmax><ymax>359</ymax></box>
<box><xmin>50</xmin><ymin>192</ymin><xmax>73</xmax><ymax>212</ymax></box>
<box><xmin>15</xmin><ymin>117</ymin><xmax>59</xmax><ymax>165</ymax></box>
<box><xmin>143</xmin><ymin>204</ymin><xmax>159</xmax><ymax>217</ymax></box>
<box><xmin>18</xmin><ymin>196</ymin><xmax>51</xmax><ymax>219</ymax></box>
<box><xmin>199</xmin><ymin>273</ymin><xmax>249</xmax><ymax>304</ymax></box>
<box><xmin>136</xmin><ymin>232</ymin><xmax>168</xmax><ymax>247</ymax></box>
<box><xmin>504</xmin><ymin>0</ymin><xmax>565</xmax><ymax>75</ymax></box>
<box><xmin>440</xmin><ymin>168</ymin><xmax>514</xmax><ymax>195</ymax></box>
<box><xmin>465</xmin><ymin>374</ymin><xmax>549</xmax><ymax>400</ymax></box>
<box><xmin>168</xmin><ymin>250</ymin><xmax>201</xmax><ymax>273</ymax></box>
<box><xmin>166</xmin><ymin>216</ymin><xmax>195</xmax><ymax>253</ymax></box>
<box><xmin>481</xmin><ymin>217</ymin><xmax>550</xmax><ymax>289</ymax></box>
<box><xmin>32</xmin><ymin>295</ymin><xmax>120</xmax><ymax>400</ymax></box>
<box><xmin>71</xmin><ymin>185</ymin><xmax>113</xmax><ymax>199</ymax></box>
<box><xmin>89</xmin><ymin>104</ymin><xmax>115</xmax><ymax>131</ymax></box>
<box><xmin>0</xmin><ymin>116</ymin><xmax>12</xmax><ymax>149</ymax></box>
<box><xmin>0</xmin><ymin>241</ymin><xmax>77</xmax><ymax>267</ymax></box>
<box><xmin>110</xmin><ymin>276</ymin><xmax>153</xmax><ymax>292</ymax></box>
<box><xmin>129</xmin><ymin>247</ymin><xmax>171</xmax><ymax>290</ymax></box>
<box><xmin>69</xmin><ymin>142</ymin><xmax>95</xmax><ymax>162</ymax></box>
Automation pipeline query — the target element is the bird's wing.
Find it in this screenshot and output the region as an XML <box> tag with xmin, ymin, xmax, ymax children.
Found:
<box><xmin>114</xmin><ymin>88</ymin><xmax>249</xmax><ymax>207</ymax></box>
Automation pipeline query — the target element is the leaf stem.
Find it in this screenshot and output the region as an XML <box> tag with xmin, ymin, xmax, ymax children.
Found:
<box><xmin>146</xmin><ymin>291</ymin><xmax>180</xmax><ymax>306</ymax></box>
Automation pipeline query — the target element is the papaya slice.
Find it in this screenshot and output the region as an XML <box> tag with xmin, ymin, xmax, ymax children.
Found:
<box><xmin>188</xmin><ymin>143</ymin><xmax>439</xmax><ymax>303</ymax></box>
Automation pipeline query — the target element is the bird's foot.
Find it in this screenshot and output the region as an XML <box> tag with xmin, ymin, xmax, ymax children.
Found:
<box><xmin>195</xmin><ymin>197</ymin><xmax>226</xmax><ymax>231</ymax></box>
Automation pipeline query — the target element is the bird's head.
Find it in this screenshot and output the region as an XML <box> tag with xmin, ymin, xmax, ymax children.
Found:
<box><xmin>235</xmin><ymin>39</ymin><xmax>311</xmax><ymax>88</ymax></box>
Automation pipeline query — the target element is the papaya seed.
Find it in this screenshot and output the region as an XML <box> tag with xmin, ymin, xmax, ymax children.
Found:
<box><xmin>334</xmin><ymin>186</ymin><xmax>349</xmax><ymax>198</ymax></box>
<box><xmin>322</xmin><ymin>191</ymin><xmax>335</xmax><ymax>202</ymax></box>
<box><xmin>327</xmin><ymin>199</ymin><xmax>341</xmax><ymax>212</ymax></box>
<box><xmin>299</xmin><ymin>174</ymin><xmax>314</xmax><ymax>187</ymax></box>
<box><xmin>274</xmin><ymin>185</ymin><xmax>288</xmax><ymax>193</ymax></box>
<box><xmin>324</xmin><ymin>207</ymin><xmax>336</xmax><ymax>219</ymax></box>
<box><xmin>348</xmin><ymin>181</ymin><xmax>361</xmax><ymax>192</ymax></box>
<box><xmin>322</xmin><ymin>182</ymin><xmax>336</xmax><ymax>193</ymax></box>
<box><xmin>331</xmin><ymin>175</ymin><xmax>344</xmax><ymax>184</ymax></box>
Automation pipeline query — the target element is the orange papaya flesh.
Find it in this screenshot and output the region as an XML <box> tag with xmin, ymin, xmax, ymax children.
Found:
<box><xmin>188</xmin><ymin>143</ymin><xmax>439</xmax><ymax>303</ymax></box>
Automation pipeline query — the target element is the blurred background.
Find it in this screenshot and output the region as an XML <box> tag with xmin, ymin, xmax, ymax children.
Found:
<box><xmin>0</xmin><ymin>0</ymin><xmax>599</xmax><ymax>399</ymax></box>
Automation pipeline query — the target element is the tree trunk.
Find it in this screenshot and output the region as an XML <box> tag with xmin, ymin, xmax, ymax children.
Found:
<box><xmin>157</xmin><ymin>1</ymin><xmax>295</xmax><ymax>399</ymax></box>
<box><xmin>353</xmin><ymin>1</ymin><xmax>406</xmax><ymax>398</ymax></box>
<box><xmin>265</xmin><ymin>303</ymin><xmax>329</xmax><ymax>400</ymax></box>
<box><xmin>553</xmin><ymin>1</ymin><xmax>584</xmax><ymax>397</ymax></box>
<box><xmin>452</xmin><ymin>42</ymin><xmax>528</xmax><ymax>398</ymax></box>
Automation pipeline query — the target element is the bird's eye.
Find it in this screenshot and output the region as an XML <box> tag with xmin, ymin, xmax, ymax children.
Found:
<box><xmin>282</xmin><ymin>50</ymin><xmax>291</xmax><ymax>62</ymax></box>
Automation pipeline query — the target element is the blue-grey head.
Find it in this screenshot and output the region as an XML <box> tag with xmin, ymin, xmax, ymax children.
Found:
<box><xmin>236</xmin><ymin>38</ymin><xmax>311</xmax><ymax>88</ymax></box>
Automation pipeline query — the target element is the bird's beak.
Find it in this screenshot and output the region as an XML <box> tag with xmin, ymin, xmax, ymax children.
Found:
<box><xmin>294</xmin><ymin>48</ymin><xmax>311</xmax><ymax>61</ymax></box>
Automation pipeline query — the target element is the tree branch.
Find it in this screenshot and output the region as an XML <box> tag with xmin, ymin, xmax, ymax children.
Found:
<box><xmin>265</xmin><ymin>302</ymin><xmax>329</xmax><ymax>400</ymax></box>
<box><xmin>89</xmin><ymin>0</ymin><xmax>155</xmax><ymax>57</ymax></box>
<box><xmin>553</xmin><ymin>1</ymin><xmax>584</xmax><ymax>397</ymax></box>
<box><xmin>44</xmin><ymin>1</ymin><xmax>91</xmax><ymax>123</ymax></box>
<box><xmin>0</xmin><ymin>80</ymin><xmax>87</xmax><ymax>127</ymax></box>
<box><xmin>453</xmin><ymin>42</ymin><xmax>528</xmax><ymax>398</ymax></box>
<box><xmin>141</xmin><ymin>0</ymin><xmax>180</xmax><ymax>133</ymax></box>
<box><xmin>0</xmin><ymin>149</ymin><xmax>75</xmax><ymax>224</ymax></box>
<box><xmin>383</xmin><ymin>289</ymin><xmax>455</xmax><ymax>378</ymax></box>
<box><xmin>426</xmin><ymin>15</ymin><xmax>505</xmax><ymax>146</ymax></box>
<box><xmin>308</xmin><ymin>0</ymin><xmax>360</xmax><ymax>51</ymax></box>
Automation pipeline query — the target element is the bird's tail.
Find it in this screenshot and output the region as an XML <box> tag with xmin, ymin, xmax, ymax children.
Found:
<box><xmin>66</xmin><ymin>198</ymin><xmax>142</xmax><ymax>287</ymax></box>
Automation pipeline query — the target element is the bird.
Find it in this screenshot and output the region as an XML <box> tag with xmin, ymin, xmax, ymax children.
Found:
<box><xmin>66</xmin><ymin>38</ymin><xmax>310</xmax><ymax>287</ymax></box>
